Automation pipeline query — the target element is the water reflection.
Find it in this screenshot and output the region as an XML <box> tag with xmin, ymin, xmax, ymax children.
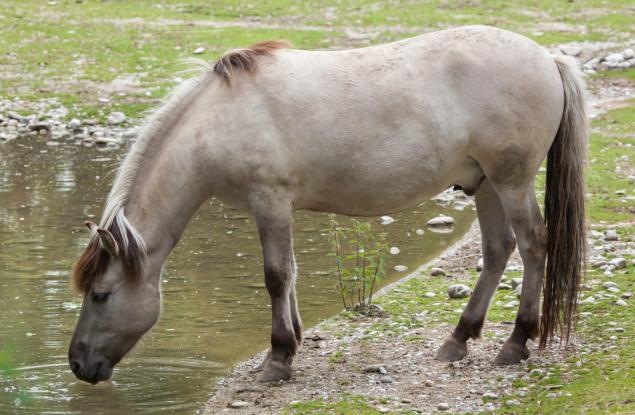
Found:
<box><xmin>0</xmin><ymin>139</ymin><xmax>474</xmax><ymax>413</ymax></box>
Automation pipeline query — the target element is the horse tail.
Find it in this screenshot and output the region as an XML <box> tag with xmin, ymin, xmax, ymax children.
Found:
<box><xmin>540</xmin><ymin>56</ymin><xmax>588</xmax><ymax>349</ymax></box>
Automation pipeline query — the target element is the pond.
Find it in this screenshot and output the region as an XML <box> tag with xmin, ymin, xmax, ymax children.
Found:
<box><xmin>0</xmin><ymin>138</ymin><xmax>474</xmax><ymax>414</ymax></box>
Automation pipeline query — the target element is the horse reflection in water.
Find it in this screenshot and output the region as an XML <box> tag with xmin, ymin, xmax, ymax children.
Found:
<box><xmin>68</xmin><ymin>26</ymin><xmax>587</xmax><ymax>384</ymax></box>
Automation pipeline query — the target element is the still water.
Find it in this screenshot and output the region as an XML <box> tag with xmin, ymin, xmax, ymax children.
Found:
<box><xmin>0</xmin><ymin>138</ymin><xmax>474</xmax><ymax>414</ymax></box>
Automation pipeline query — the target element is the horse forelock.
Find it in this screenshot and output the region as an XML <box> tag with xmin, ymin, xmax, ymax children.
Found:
<box><xmin>213</xmin><ymin>40</ymin><xmax>291</xmax><ymax>82</ymax></box>
<box><xmin>72</xmin><ymin>211</ymin><xmax>148</xmax><ymax>293</ymax></box>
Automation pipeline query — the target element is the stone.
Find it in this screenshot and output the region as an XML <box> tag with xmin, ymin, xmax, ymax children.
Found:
<box><xmin>380</xmin><ymin>215</ymin><xmax>394</xmax><ymax>225</ymax></box>
<box><xmin>506</xmin><ymin>399</ymin><xmax>520</xmax><ymax>407</ymax></box>
<box><xmin>529</xmin><ymin>368</ymin><xmax>544</xmax><ymax>377</ymax></box>
<box><xmin>379</xmin><ymin>375</ymin><xmax>394</xmax><ymax>384</ymax></box>
<box><xmin>364</xmin><ymin>364</ymin><xmax>387</xmax><ymax>374</ymax></box>
<box><xmin>430</xmin><ymin>267</ymin><xmax>445</xmax><ymax>276</ymax></box>
<box><xmin>394</xmin><ymin>265</ymin><xmax>408</xmax><ymax>272</ymax></box>
<box><xmin>607</xmin><ymin>287</ymin><xmax>621</xmax><ymax>294</ymax></box>
<box><xmin>581</xmin><ymin>296</ymin><xmax>596</xmax><ymax>304</ymax></box>
<box><xmin>483</xmin><ymin>392</ymin><xmax>499</xmax><ymax>400</ymax></box>
<box><xmin>424</xmin><ymin>291</ymin><xmax>436</xmax><ymax>298</ymax></box>
<box><xmin>624</xmin><ymin>48</ymin><xmax>635</xmax><ymax>59</ymax></box>
<box><xmin>193</xmin><ymin>47</ymin><xmax>206</xmax><ymax>54</ymax></box>
<box><xmin>107</xmin><ymin>111</ymin><xmax>126</xmax><ymax>125</ymax></box>
<box><xmin>424</xmin><ymin>379</ymin><xmax>434</xmax><ymax>387</ymax></box>
<box><xmin>609</xmin><ymin>258</ymin><xmax>627</xmax><ymax>269</ymax></box>
<box><xmin>415</xmin><ymin>228</ymin><xmax>424</xmax><ymax>235</ymax></box>
<box><xmin>515</xmin><ymin>284</ymin><xmax>523</xmax><ymax>298</ymax></box>
<box><xmin>7</xmin><ymin>111</ymin><xmax>25</xmax><ymax>122</ymax></box>
<box><xmin>615</xmin><ymin>300</ymin><xmax>628</xmax><ymax>307</ymax></box>
<box><xmin>29</xmin><ymin>122</ymin><xmax>50</xmax><ymax>132</ymax></box>
<box><xmin>498</xmin><ymin>283</ymin><xmax>512</xmax><ymax>290</ymax></box>
<box><xmin>68</xmin><ymin>118</ymin><xmax>82</xmax><ymax>131</ymax></box>
<box><xmin>437</xmin><ymin>402</ymin><xmax>449</xmax><ymax>411</ymax></box>
<box><xmin>476</xmin><ymin>257</ymin><xmax>483</xmax><ymax>272</ymax></box>
<box><xmin>228</xmin><ymin>401</ymin><xmax>249</xmax><ymax>408</ymax></box>
<box><xmin>604</xmin><ymin>53</ymin><xmax>624</xmax><ymax>67</ymax></box>
<box><xmin>389</xmin><ymin>246</ymin><xmax>400</xmax><ymax>255</ymax></box>
<box><xmin>604</xmin><ymin>230</ymin><xmax>619</xmax><ymax>241</ymax></box>
<box><xmin>622</xmin><ymin>292</ymin><xmax>633</xmax><ymax>299</ymax></box>
<box><xmin>503</xmin><ymin>300</ymin><xmax>519</xmax><ymax>309</ymax></box>
<box><xmin>447</xmin><ymin>284</ymin><xmax>472</xmax><ymax>299</ymax></box>
<box><xmin>560</xmin><ymin>44</ymin><xmax>582</xmax><ymax>57</ymax></box>
<box><xmin>426</xmin><ymin>215</ymin><xmax>454</xmax><ymax>227</ymax></box>
<box><xmin>511</xmin><ymin>278</ymin><xmax>523</xmax><ymax>289</ymax></box>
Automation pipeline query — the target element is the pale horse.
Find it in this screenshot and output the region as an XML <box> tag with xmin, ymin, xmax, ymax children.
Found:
<box><xmin>68</xmin><ymin>25</ymin><xmax>587</xmax><ymax>384</ymax></box>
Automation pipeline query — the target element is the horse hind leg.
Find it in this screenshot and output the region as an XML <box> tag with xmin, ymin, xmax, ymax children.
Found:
<box><xmin>436</xmin><ymin>178</ymin><xmax>515</xmax><ymax>361</ymax></box>
<box><xmin>492</xmin><ymin>183</ymin><xmax>547</xmax><ymax>364</ymax></box>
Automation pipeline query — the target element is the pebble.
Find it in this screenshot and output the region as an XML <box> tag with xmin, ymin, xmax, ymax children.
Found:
<box><xmin>622</xmin><ymin>292</ymin><xmax>632</xmax><ymax>299</ymax></box>
<box><xmin>437</xmin><ymin>402</ymin><xmax>449</xmax><ymax>411</ymax></box>
<box><xmin>506</xmin><ymin>399</ymin><xmax>520</xmax><ymax>407</ymax></box>
<box><xmin>426</xmin><ymin>215</ymin><xmax>455</xmax><ymax>227</ymax></box>
<box><xmin>394</xmin><ymin>265</ymin><xmax>408</xmax><ymax>272</ymax></box>
<box><xmin>604</xmin><ymin>230</ymin><xmax>619</xmax><ymax>241</ymax></box>
<box><xmin>424</xmin><ymin>379</ymin><xmax>434</xmax><ymax>387</ymax></box>
<box><xmin>364</xmin><ymin>364</ymin><xmax>387</xmax><ymax>374</ymax></box>
<box><xmin>581</xmin><ymin>296</ymin><xmax>596</xmax><ymax>304</ymax></box>
<box><xmin>603</xmin><ymin>281</ymin><xmax>618</xmax><ymax>289</ymax></box>
<box><xmin>379</xmin><ymin>375</ymin><xmax>394</xmax><ymax>384</ymax></box>
<box><xmin>447</xmin><ymin>284</ymin><xmax>472</xmax><ymax>299</ymax></box>
<box><xmin>193</xmin><ymin>47</ymin><xmax>206</xmax><ymax>54</ymax></box>
<box><xmin>609</xmin><ymin>258</ymin><xmax>627</xmax><ymax>269</ymax></box>
<box><xmin>498</xmin><ymin>283</ymin><xmax>512</xmax><ymax>291</ymax></box>
<box><xmin>503</xmin><ymin>300</ymin><xmax>519</xmax><ymax>309</ymax></box>
<box><xmin>415</xmin><ymin>228</ymin><xmax>425</xmax><ymax>235</ymax></box>
<box><xmin>615</xmin><ymin>300</ymin><xmax>628</xmax><ymax>307</ymax></box>
<box><xmin>228</xmin><ymin>401</ymin><xmax>249</xmax><ymax>408</ymax></box>
<box><xmin>607</xmin><ymin>287</ymin><xmax>621</xmax><ymax>293</ymax></box>
<box><xmin>380</xmin><ymin>215</ymin><xmax>395</xmax><ymax>225</ymax></box>
<box><xmin>389</xmin><ymin>247</ymin><xmax>400</xmax><ymax>255</ymax></box>
<box><xmin>483</xmin><ymin>392</ymin><xmax>499</xmax><ymax>400</ymax></box>
<box><xmin>424</xmin><ymin>292</ymin><xmax>436</xmax><ymax>298</ymax></box>
<box><xmin>476</xmin><ymin>257</ymin><xmax>483</xmax><ymax>272</ymax></box>
<box><xmin>107</xmin><ymin>111</ymin><xmax>126</xmax><ymax>125</ymax></box>
<box><xmin>515</xmin><ymin>284</ymin><xmax>523</xmax><ymax>298</ymax></box>
<box><xmin>430</xmin><ymin>267</ymin><xmax>445</xmax><ymax>276</ymax></box>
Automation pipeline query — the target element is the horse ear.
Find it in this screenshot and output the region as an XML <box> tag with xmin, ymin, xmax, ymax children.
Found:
<box><xmin>85</xmin><ymin>220</ymin><xmax>98</xmax><ymax>235</ymax></box>
<box><xmin>97</xmin><ymin>228</ymin><xmax>120</xmax><ymax>258</ymax></box>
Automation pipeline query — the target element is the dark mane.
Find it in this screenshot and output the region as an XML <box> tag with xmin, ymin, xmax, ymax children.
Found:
<box><xmin>213</xmin><ymin>40</ymin><xmax>291</xmax><ymax>82</ymax></box>
<box><xmin>72</xmin><ymin>218</ymin><xmax>147</xmax><ymax>293</ymax></box>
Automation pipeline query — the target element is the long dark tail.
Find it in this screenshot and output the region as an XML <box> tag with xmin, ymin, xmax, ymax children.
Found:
<box><xmin>541</xmin><ymin>56</ymin><xmax>588</xmax><ymax>349</ymax></box>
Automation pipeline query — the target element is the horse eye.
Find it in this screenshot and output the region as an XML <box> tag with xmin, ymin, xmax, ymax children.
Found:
<box><xmin>92</xmin><ymin>292</ymin><xmax>111</xmax><ymax>303</ymax></box>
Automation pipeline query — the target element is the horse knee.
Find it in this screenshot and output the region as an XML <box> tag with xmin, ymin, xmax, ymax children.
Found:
<box><xmin>264</xmin><ymin>264</ymin><xmax>291</xmax><ymax>297</ymax></box>
<box><xmin>483</xmin><ymin>235</ymin><xmax>515</xmax><ymax>271</ymax></box>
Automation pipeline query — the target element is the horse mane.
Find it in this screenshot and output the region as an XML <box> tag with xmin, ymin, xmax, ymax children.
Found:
<box><xmin>213</xmin><ymin>40</ymin><xmax>291</xmax><ymax>82</ymax></box>
<box><xmin>72</xmin><ymin>60</ymin><xmax>214</xmax><ymax>293</ymax></box>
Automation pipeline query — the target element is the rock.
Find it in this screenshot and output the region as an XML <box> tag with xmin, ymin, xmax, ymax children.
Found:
<box><xmin>503</xmin><ymin>300</ymin><xmax>519</xmax><ymax>309</ymax></box>
<box><xmin>228</xmin><ymin>401</ymin><xmax>249</xmax><ymax>408</ymax></box>
<box><xmin>592</xmin><ymin>260</ymin><xmax>607</xmax><ymax>268</ymax></box>
<box><xmin>624</xmin><ymin>48</ymin><xmax>635</xmax><ymax>59</ymax></box>
<box><xmin>615</xmin><ymin>300</ymin><xmax>628</xmax><ymax>307</ymax></box>
<box><xmin>498</xmin><ymin>283</ymin><xmax>512</xmax><ymax>290</ymax></box>
<box><xmin>622</xmin><ymin>292</ymin><xmax>632</xmax><ymax>299</ymax></box>
<box><xmin>476</xmin><ymin>257</ymin><xmax>483</xmax><ymax>272</ymax></box>
<box><xmin>603</xmin><ymin>281</ymin><xmax>618</xmax><ymax>289</ymax></box>
<box><xmin>424</xmin><ymin>291</ymin><xmax>436</xmax><ymax>298</ymax></box>
<box><xmin>107</xmin><ymin>111</ymin><xmax>126</xmax><ymax>125</ymax></box>
<box><xmin>448</xmin><ymin>284</ymin><xmax>472</xmax><ymax>299</ymax></box>
<box><xmin>515</xmin><ymin>284</ymin><xmax>523</xmax><ymax>298</ymax></box>
<box><xmin>607</xmin><ymin>287</ymin><xmax>621</xmax><ymax>294</ymax></box>
<box><xmin>437</xmin><ymin>402</ymin><xmax>449</xmax><ymax>411</ymax></box>
<box><xmin>603</xmin><ymin>53</ymin><xmax>624</xmax><ymax>67</ymax></box>
<box><xmin>8</xmin><ymin>111</ymin><xmax>26</xmax><ymax>122</ymax></box>
<box><xmin>483</xmin><ymin>392</ymin><xmax>499</xmax><ymax>400</ymax></box>
<box><xmin>193</xmin><ymin>47</ymin><xmax>206</xmax><ymax>54</ymax></box>
<box><xmin>426</xmin><ymin>215</ymin><xmax>454</xmax><ymax>227</ymax></box>
<box><xmin>604</xmin><ymin>230</ymin><xmax>619</xmax><ymax>241</ymax></box>
<box><xmin>380</xmin><ymin>215</ymin><xmax>394</xmax><ymax>225</ymax></box>
<box><xmin>68</xmin><ymin>118</ymin><xmax>82</xmax><ymax>131</ymax></box>
<box><xmin>389</xmin><ymin>246</ymin><xmax>400</xmax><ymax>255</ymax></box>
<box><xmin>394</xmin><ymin>265</ymin><xmax>408</xmax><ymax>272</ymax></box>
<box><xmin>506</xmin><ymin>399</ymin><xmax>520</xmax><ymax>407</ymax></box>
<box><xmin>581</xmin><ymin>296</ymin><xmax>596</xmax><ymax>304</ymax></box>
<box><xmin>364</xmin><ymin>364</ymin><xmax>387</xmax><ymax>374</ymax></box>
<box><xmin>379</xmin><ymin>375</ymin><xmax>394</xmax><ymax>384</ymax></box>
<box><xmin>511</xmin><ymin>278</ymin><xmax>523</xmax><ymax>289</ymax></box>
<box><xmin>430</xmin><ymin>267</ymin><xmax>445</xmax><ymax>276</ymax></box>
<box><xmin>609</xmin><ymin>258</ymin><xmax>627</xmax><ymax>269</ymax></box>
<box><xmin>560</xmin><ymin>44</ymin><xmax>582</xmax><ymax>56</ymax></box>
<box><xmin>424</xmin><ymin>379</ymin><xmax>434</xmax><ymax>387</ymax></box>
<box><xmin>415</xmin><ymin>228</ymin><xmax>424</xmax><ymax>235</ymax></box>
<box><xmin>614</xmin><ymin>189</ymin><xmax>626</xmax><ymax>195</ymax></box>
<box><xmin>29</xmin><ymin>122</ymin><xmax>50</xmax><ymax>132</ymax></box>
<box><xmin>529</xmin><ymin>368</ymin><xmax>544</xmax><ymax>377</ymax></box>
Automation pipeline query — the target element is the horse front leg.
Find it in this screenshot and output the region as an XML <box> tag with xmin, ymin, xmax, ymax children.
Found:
<box><xmin>254</xmin><ymin>202</ymin><xmax>299</xmax><ymax>382</ymax></box>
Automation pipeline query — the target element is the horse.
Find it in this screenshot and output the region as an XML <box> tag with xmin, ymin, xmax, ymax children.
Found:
<box><xmin>68</xmin><ymin>25</ymin><xmax>587</xmax><ymax>384</ymax></box>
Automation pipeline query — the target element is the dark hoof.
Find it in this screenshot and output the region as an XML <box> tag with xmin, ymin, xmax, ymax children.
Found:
<box><xmin>435</xmin><ymin>336</ymin><xmax>468</xmax><ymax>362</ymax></box>
<box><xmin>257</xmin><ymin>360</ymin><xmax>292</xmax><ymax>382</ymax></box>
<box><xmin>494</xmin><ymin>341</ymin><xmax>530</xmax><ymax>365</ymax></box>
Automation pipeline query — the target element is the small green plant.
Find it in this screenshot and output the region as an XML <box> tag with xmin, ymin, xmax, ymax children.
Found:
<box><xmin>326</xmin><ymin>215</ymin><xmax>388</xmax><ymax>312</ymax></box>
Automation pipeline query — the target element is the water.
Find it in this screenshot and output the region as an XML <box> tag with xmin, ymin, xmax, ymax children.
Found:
<box><xmin>0</xmin><ymin>138</ymin><xmax>474</xmax><ymax>414</ymax></box>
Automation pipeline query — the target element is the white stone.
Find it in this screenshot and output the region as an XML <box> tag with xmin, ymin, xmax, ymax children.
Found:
<box><xmin>447</xmin><ymin>284</ymin><xmax>472</xmax><ymax>299</ymax></box>
<box><xmin>581</xmin><ymin>296</ymin><xmax>596</xmax><ymax>304</ymax></box>
<box><xmin>483</xmin><ymin>392</ymin><xmax>499</xmax><ymax>400</ymax></box>
<box><xmin>228</xmin><ymin>401</ymin><xmax>249</xmax><ymax>408</ymax></box>
<box><xmin>193</xmin><ymin>47</ymin><xmax>206</xmax><ymax>54</ymax></box>
<box><xmin>424</xmin><ymin>292</ymin><xmax>436</xmax><ymax>298</ymax></box>
<box><xmin>604</xmin><ymin>230</ymin><xmax>619</xmax><ymax>241</ymax></box>
<box><xmin>437</xmin><ymin>402</ymin><xmax>449</xmax><ymax>411</ymax></box>
<box><xmin>107</xmin><ymin>111</ymin><xmax>126</xmax><ymax>125</ymax></box>
<box><xmin>623</xmin><ymin>48</ymin><xmax>635</xmax><ymax>59</ymax></box>
<box><xmin>430</xmin><ymin>267</ymin><xmax>445</xmax><ymax>276</ymax></box>
<box><xmin>380</xmin><ymin>215</ymin><xmax>394</xmax><ymax>225</ymax></box>
<box><xmin>503</xmin><ymin>300</ymin><xmax>519</xmax><ymax>309</ymax></box>
<box><xmin>426</xmin><ymin>214</ymin><xmax>454</xmax><ymax>227</ymax></box>
<box><xmin>389</xmin><ymin>246</ymin><xmax>400</xmax><ymax>255</ymax></box>
<box><xmin>415</xmin><ymin>228</ymin><xmax>424</xmax><ymax>235</ymax></box>
<box><xmin>609</xmin><ymin>258</ymin><xmax>627</xmax><ymax>269</ymax></box>
<box><xmin>615</xmin><ymin>299</ymin><xmax>628</xmax><ymax>307</ymax></box>
<box><xmin>394</xmin><ymin>265</ymin><xmax>408</xmax><ymax>272</ymax></box>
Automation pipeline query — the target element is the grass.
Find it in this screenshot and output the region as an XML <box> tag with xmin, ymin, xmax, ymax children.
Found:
<box><xmin>1</xmin><ymin>0</ymin><xmax>633</xmax><ymax>120</ymax></box>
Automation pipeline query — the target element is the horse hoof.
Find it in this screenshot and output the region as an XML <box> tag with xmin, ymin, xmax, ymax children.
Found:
<box><xmin>254</xmin><ymin>350</ymin><xmax>272</xmax><ymax>372</ymax></box>
<box><xmin>257</xmin><ymin>361</ymin><xmax>292</xmax><ymax>382</ymax></box>
<box><xmin>435</xmin><ymin>336</ymin><xmax>468</xmax><ymax>362</ymax></box>
<box><xmin>494</xmin><ymin>341</ymin><xmax>530</xmax><ymax>365</ymax></box>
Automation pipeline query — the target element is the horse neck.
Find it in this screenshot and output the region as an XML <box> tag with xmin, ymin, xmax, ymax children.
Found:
<box><xmin>123</xmin><ymin>130</ymin><xmax>213</xmax><ymax>266</ymax></box>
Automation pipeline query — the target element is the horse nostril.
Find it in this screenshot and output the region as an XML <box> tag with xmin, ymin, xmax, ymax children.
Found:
<box><xmin>70</xmin><ymin>360</ymin><xmax>81</xmax><ymax>375</ymax></box>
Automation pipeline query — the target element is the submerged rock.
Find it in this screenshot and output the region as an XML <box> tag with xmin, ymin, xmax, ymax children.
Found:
<box><xmin>426</xmin><ymin>215</ymin><xmax>455</xmax><ymax>227</ymax></box>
